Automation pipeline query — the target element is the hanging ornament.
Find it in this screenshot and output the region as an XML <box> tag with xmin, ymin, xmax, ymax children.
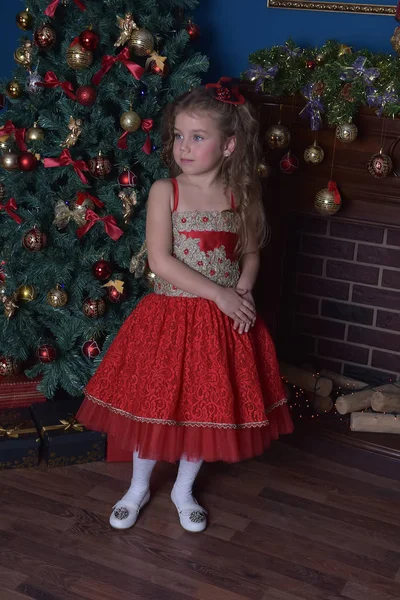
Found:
<box><xmin>315</xmin><ymin>53</ymin><xmax>326</xmax><ymax>65</ymax></box>
<box><xmin>265</xmin><ymin>123</ymin><xmax>290</xmax><ymax>150</ymax></box>
<box><xmin>16</xmin><ymin>8</ymin><xmax>34</xmax><ymax>31</ymax></box>
<box><xmin>83</xmin><ymin>298</ymin><xmax>106</xmax><ymax>318</ymax></box>
<box><xmin>115</xmin><ymin>13</ymin><xmax>138</xmax><ymax>47</ymax></box>
<box><xmin>280</xmin><ymin>151</ymin><xmax>299</xmax><ymax>175</ymax></box>
<box><xmin>312</xmin><ymin>81</ymin><xmax>325</xmax><ymax>97</ymax></box>
<box><xmin>92</xmin><ymin>259</ymin><xmax>112</xmax><ymax>281</ymax></box>
<box><xmin>314</xmin><ymin>181</ymin><xmax>342</xmax><ymax>216</ymax></box>
<box><xmin>82</xmin><ymin>339</ymin><xmax>101</xmax><ymax>359</ymax></box>
<box><xmin>103</xmin><ymin>280</ymin><xmax>127</xmax><ymax>303</ymax></box>
<box><xmin>23</xmin><ymin>227</ymin><xmax>47</xmax><ymax>251</ymax></box>
<box><xmin>341</xmin><ymin>83</ymin><xmax>354</xmax><ymax>102</ymax></box>
<box><xmin>336</xmin><ymin>122</ymin><xmax>358</xmax><ymax>143</ymax></box>
<box><xmin>6</xmin><ymin>80</ymin><xmax>23</xmax><ymax>99</ymax></box>
<box><xmin>60</xmin><ymin>116</ymin><xmax>83</xmax><ymax>149</ymax></box>
<box><xmin>120</xmin><ymin>110</ymin><xmax>141</xmax><ymax>132</ymax></box>
<box><xmin>149</xmin><ymin>59</ymin><xmax>169</xmax><ymax>78</ymax></box>
<box><xmin>25</xmin><ymin>123</ymin><xmax>45</xmax><ymax>143</ymax></box>
<box><xmin>88</xmin><ymin>152</ymin><xmax>112</xmax><ymax>179</ymax></box>
<box><xmin>118</xmin><ymin>189</ymin><xmax>137</xmax><ymax>224</ymax></box>
<box><xmin>17</xmin><ymin>284</ymin><xmax>36</xmax><ymax>302</ymax></box>
<box><xmin>34</xmin><ymin>24</ymin><xmax>56</xmax><ymax>49</ymax></box>
<box><xmin>3</xmin><ymin>293</ymin><xmax>19</xmax><ymax>319</ymax></box>
<box><xmin>76</xmin><ymin>85</ymin><xmax>96</xmax><ymax>106</ymax></box>
<box><xmin>304</xmin><ymin>141</ymin><xmax>324</xmax><ymax>165</ymax></box>
<box><xmin>18</xmin><ymin>151</ymin><xmax>39</xmax><ymax>172</ymax></box>
<box><xmin>14</xmin><ymin>40</ymin><xmax>33</xmax><ymax>69</ymax></box>
<box><xmin>0</xmin><ymin>356</ymin><xmax>21</xmax><ymax>376</ymax></box>
<box><xmin>37</xmin><ymin>344</ymin><xmax>57</xmax><ymax>363</ymax></box>
<box><xmin>306</xmin><ymin>60</ymin><xmax>315</xmax><ymax>71</ymax></box>
<box><xmin>0</xmin><ymin>150</ymin><xmax>19</xmax><ymax>172</ymax></box>
<box><xmin>26</xmin><ymin>71</ymin><xmax>44</xmax><ymax>94</ymax></box>
<box><xmin>129</xmin><ymin>242</ymin><xmax>147</xmax><ymax>278</ymax></box>
<box><xmin>46</xmin><ymin>284</ymin><xmax>68</xmax><ymax>307</ymax></box>
<box><xmin>79</xmin><ymin>28</ymin><xmax>99</xmax><ymax>51</ymax></box>
<box><xmin>186</xmin><ymin>20</ymin><xmax>200</xmax><ymax>40</ymax></box>
<box><xmin>338</xmin><ymin>44</ymin><xmax>352</xmax><ymax>57</ymax></box>
<box><xmin>0</xmin><ymin>136</ymin><xmax>11</xmax><ymax>151</ymax></box>
<box><xmin>118</xmin><ymin>168</ymin><xmax>137</xmax><ymax>187</ymax></box>
<box><xmin>257</xmin><ymin>161</ymin><xmax>270</xmax><ymax>178</ymax></box>
<box><xmin>128</xmin><ymin>28</ymin><xmax>154</xmax><ymax>56</ymax></box>
<box><xmin>390</xmin><ymin>27</ymin><xmax>400</xmax><ymax>55</ymax></box>
<box><xmin>66</xmin><ymin>42</ymin><xmax>93</xmax><ymax>69</ymax></box>
<box><xmin>367</xmin><ymin>150</ymin><xmax>392</xmax><ymax>178</ymax></box>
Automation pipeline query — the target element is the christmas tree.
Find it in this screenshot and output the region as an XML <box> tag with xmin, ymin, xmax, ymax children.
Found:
<box><xmin>0</xmin><ymin>0</ymin><xmax>207</xmax><ymax>398</ymax></box>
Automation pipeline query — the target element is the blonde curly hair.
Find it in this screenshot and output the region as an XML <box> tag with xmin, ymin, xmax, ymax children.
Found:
<box><xmin>162</xmin><ymin>86</ymin><xmax>268</xmax><ymax>255</ymax></box>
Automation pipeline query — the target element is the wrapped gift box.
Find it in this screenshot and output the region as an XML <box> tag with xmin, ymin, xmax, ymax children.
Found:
<box><xmin>0</xmin><ymin>374</ymin><xmax>46</xmax><ymax>410</ymax></box>
<box><xmin>106</xmin><ymin>435</ymin><xmax>132</xmax><ymax>462</ymax></box>
<box><xmin>30</xmin><ymin>397</ymin><xmax>106</xmax><ymax>468</ymax></box>
<box><xmin>0</xmin><ymin>407</ymin><xmax>40</xmax><ymax>470</ymax></box>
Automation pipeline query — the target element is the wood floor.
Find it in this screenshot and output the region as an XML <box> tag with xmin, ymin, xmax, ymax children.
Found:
<box><xmin>1</xmin><ymin>441</ymin><xmax>400</xmax><ymax>600</ymax></box>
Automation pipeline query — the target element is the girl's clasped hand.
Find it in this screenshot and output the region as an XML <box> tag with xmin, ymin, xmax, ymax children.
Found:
<box><xmin>214</xmin><ymin>286</ymin><xmax>256</xmax><ymax>334</ymax></box>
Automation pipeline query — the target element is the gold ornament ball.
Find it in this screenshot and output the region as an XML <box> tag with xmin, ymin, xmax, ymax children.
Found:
<box><xmin>66</xmin><ymin>44</ymin><xmax>93</xmax><ymax>70</ymax></box>
<box><xmin>315</xmin><ymin>53</ymin><xmax>326</xmax><ymax>65</ymax></box>
<box><xmin>367</xmin><ymin>151</ymin><xmax>393</xmax><ymax>179</ymax></box>
<box><xmin>391</xmin><ymin>27</ymin><xmax>400</xmax><ymax>54</ymax></box>
<box><xmin>314</xmin><ymin>188</ymin><xmax>342</xmax><ymax>216</ymax></box>
<box><xmin>257</xmin><ymin>162</ymin><xmax>270</xmax><ymax>178</ymax></box>
<box><xmin>265</xmin><ymin>124</ymin><xmax>290</xmax><ymax>150</ymax></box>
<box><xmin>6</xmin><ymin>80</ymin><xmax>23</xmax><ymax>99</ymax></box>
<box><xmin>338</xmin><ymin>44</ymin><xmax>352</xmax><ymax>57</ymax></box>
<box><xmin>17</xmin><ymin>284</ymin><xmax>36</xmax><ymax>302</ymax></box>
<box><xmin>0</xmin><ymin>150</ymin><xmax>19</xmax><ymax>171</ymax></box>
<box><xmin>120</xmin><ymin>110</ymin><xmax>141</xmax><ymax>132</ymax></box>
<box><xmin>128</xmin><ymin>28</ymin><xmax>154</xmax><ymax>56</ymax></box>
<box><xmin>0</xmin><ymin>135</ymin><xmax>11</xmax><ymax>151</ymax></box>
<box><xmin>336</xmin><ymin>122</ymin><xmax>358</xmax><ymax>143</ymax></box>
<box><xmin>16</xmin><ymin>9</ymin><xmax>34</xmax><ymax>31</ymax></box>
<box><xmin>304</xmin><ymin>142</ymin><xmax>324</xmax><ymax>165</ymax></box>
<box><xmin>25</xmin><ymin>123</ymin><xmax>45</xmax><ymax>142</ymax></box>
<box><xmin>46</xmin><ymin>284</ymin><xmax>68</xmax><ymax>308</ymax></box>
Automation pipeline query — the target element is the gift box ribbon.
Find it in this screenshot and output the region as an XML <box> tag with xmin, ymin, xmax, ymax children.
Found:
<box><xmin>41</xmin><ymin>415</ymin><xmax>85</xmax><ymax>435</ymax></box>
<box><xmin>0</xmin><ymin>423</ymin><xmax>38</xmax><ymax>438</ymax></box>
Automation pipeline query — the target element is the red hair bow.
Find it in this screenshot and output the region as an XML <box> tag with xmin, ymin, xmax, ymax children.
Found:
<box><xmin>205</xmin><ymin>77</ymin><xmax>245</xmax><ymax>106</ymax></box>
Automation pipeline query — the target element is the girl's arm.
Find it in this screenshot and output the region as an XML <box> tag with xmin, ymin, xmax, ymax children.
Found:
<box><xmin>146</xmin><ymin>180</ymin><xmax>256</xmax><ymax>323</ymax></box>
<box><xmin>237</xmin><ymin>208</ymin><xmax>260</xmax><ymax>292</ymax></box>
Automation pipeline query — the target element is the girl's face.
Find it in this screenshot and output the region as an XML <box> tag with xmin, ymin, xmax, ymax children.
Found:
<box><xmin>173</xmin><ymin>110</ymin><xmax>235</xmax><ymax>176</ymax></box>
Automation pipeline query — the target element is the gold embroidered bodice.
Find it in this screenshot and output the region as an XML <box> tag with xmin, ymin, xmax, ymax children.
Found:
<box><xmin>154</xmin><ymin>209</ymin><xmax>241</xmax><ymax>298</ymax></box>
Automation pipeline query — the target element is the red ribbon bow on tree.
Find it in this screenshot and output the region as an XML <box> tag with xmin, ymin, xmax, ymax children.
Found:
<box><xmin>0</xmin><ymin>198</ymin><xmax>23</xmax><ymax>224</ymax></box>
<box><xmin>45</xmin><ymin>0</ymin><xmax>86</xmax><ymax>18</ymax></box>
<box><xmin>76</xmin><ymin>209</ymin><xmax>123</xmax><ymax>241</ymax></box>
<box><xmin>92</xmin><ymin>48</ymin><xmax>144</xmax><ymax>86</ymax></box>
<box><xmin>205</xmin><ymin>77</ymin><xmax>246</xmax><ymax>106</ymax></box>
<box><xmin>141</xmin><ymin>119</ymin><xmax>153</xmax><ymax>154</ymax></box>
<box><xmin>38</xmin><ymin>71</ymin><xmax>76</xmax><ymax>100</ymax></box>
<box><xmin>76</xmin><ymin>191</ymin><xmax>104</xmax><ymax>209</ymax></box>
<box><xmin>0</xmin><ymin>120</ymin><xmax>27</xmax><ymax>151</ymax></box>
<box><xmin>43</xmin><ymin>149</ymin><xmax>89</xmax><ymax>184</ymax></box>
<box><xmin>328</xmin><ymin>180</ymin><xmax>341</xmax><ymax>205</ymax></box>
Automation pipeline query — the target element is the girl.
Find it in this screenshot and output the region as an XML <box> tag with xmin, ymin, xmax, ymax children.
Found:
<box><xmin>77</xmin><ymin>77</ymin><xmax>293</xmax><ymax>533</ymax></box>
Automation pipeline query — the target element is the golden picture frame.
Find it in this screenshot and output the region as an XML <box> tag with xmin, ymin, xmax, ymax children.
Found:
<box><xmin>267</xmin><ymin>0</ymin><xmax>396</xmax><ymax>15</ymax></box>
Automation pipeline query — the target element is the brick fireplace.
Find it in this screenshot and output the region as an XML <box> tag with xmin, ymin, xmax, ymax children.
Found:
<box><xmin>279</xmin><ymin>214</ymin><xmax>400</xmax><ymax>385</ymax></box>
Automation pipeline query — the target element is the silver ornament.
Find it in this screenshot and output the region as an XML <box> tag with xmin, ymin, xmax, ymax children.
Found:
<box><xmin>26</xmin><ymin>72</ymin><xmax>43</xmax><ymax>94</ymax></box>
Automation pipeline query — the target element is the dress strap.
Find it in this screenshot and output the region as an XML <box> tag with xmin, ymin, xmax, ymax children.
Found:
<box><xmin>171</xmin><ymin>178</ymin><xmax>179</xmax><ymax>212</ymax></box>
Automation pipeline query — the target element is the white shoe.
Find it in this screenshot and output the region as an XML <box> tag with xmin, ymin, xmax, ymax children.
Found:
<box><xmin>109</xmin><ymin>490</ymin><xmax>150</xmax><ymax>530</ymax></box>
<box><xmin>171</xmin><ymin>488</ymin><xmax>207</xmax><ymax>533</ymax></box>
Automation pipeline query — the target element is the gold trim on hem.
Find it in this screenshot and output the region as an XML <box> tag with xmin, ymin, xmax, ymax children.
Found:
<box><xmin>84</xmin><ymin>392</ymin><xmax>288</xmax><ymax>430</ymax></box>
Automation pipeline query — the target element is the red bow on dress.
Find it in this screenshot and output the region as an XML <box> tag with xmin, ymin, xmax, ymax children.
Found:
<box><xmin>92</xmin><ymin>48</ymin><xmax>144</xmax><ymax>86</ymax></box>
<box><xmin>43</xmin><ymin>149</ymin><xmax>89</xmax><ymax>184</ymax></box>
<box><xmin>0</xmin><ymin>120</ymin><xmax>27</xmax><ymax>151</ymax></box>
<box><xmin>76</xmin><ymin>209</ymin><xmax>123</xmax><ymax>241</ymax></box>
<box><xmin>205</xmin><ymin>77</ymin><xmax>245</xmax><ymax>106</ymax></box>
<box><xmin>0</xmin><ymin>198</ymin><xmax>23</xmax><ymax>224</ymax></box>
<box><xmin>38</xmin><ymin>71</ymin><xmax>76</xmax><ymax>101</ymax></box>
<box><xmin>45</xmin><ymin>0</ymin><xmax>86</xmax><ymax>18</ymax></box>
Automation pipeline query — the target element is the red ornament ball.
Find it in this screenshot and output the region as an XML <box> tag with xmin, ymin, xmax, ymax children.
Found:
<box><xmin>118</xmin><ymin>169</ymin><xmax>137</xmax><ymax>187</ymax></box>
<box><xmin>88</xmin><ymin>154</ymin><xmax>112</xmax><ymax>178</ymax></box>
<box><xmin>82</xmin><ymin>339</ymin><xmax>101</xmax><ymax>359</ymax></box>
<box><xmin>92</xmin><ymin>259</ymin><xmax>112</xmax><ymax>281</ymax></box>
<box><xmin>0</xmin><ymin>356</ymin><xmax>20</xmax><ymax>376</ymax></box>
<box><xmin>107</xmin><ymin>285</ymin><xmax>127</xmax><ymax>303</ymax></box>
<box><xmin>280</xmin><ymin>152</ymin><xmax>299</xmax><ymax>175</ymax></box>
<box><xmin>37</xmin><ymin>344</ymin><xmax>57</xmax><ymax>363</ymax></box>
<box><xmin>83</xmin><ymin>297</ymin><xmax>106</xmax><ymax>318</ymax></box>
<box><xmin>34</xmin><ymin>24</ymin><xmax>56</xmax><ymax>49</ymax></box>
<box><xmin>79</xmin><ymin>29</ymin><xmax>99</xmax><ymax>51</ymax></box>
<box><xmin>18</xmin><ymin>151</ymin><xmax>38</xmax><ymax>172</ymax></box>
<box><xmin>149</xmin><ymin>61</ymin><xmax>169</xmax><ymax>78</ymax></box>
<box><xmin>306</xmin><ymin>60</ymin><xmax>316</xmax><ymax>70</ymax></box>
<box><xmin>76</xmin><ymin>85</ymin><xmax>97</xmax><ymax>107</ymax></box>
<box><xmin>23</xmin><ymin>227</ymin><xmax>47</xmax><ymax>251</ymax></box>
<box><xmin>186</xmin><ymin>21</ymin><xmax>200</xmax><ymax>40</ymax></box>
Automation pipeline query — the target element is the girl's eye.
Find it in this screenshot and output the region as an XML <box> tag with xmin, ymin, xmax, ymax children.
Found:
<box><xmin>174</xmin><ymin>133</ymin><xmax>183</xmax><ymax>140</ymax></box>
<box><xmin>194</xmin><ymin>135</ymin><xmax>203</xmax><ymax>141</ymax></box>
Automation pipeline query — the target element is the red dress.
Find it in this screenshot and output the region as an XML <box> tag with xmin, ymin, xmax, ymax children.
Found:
<box><xmin>77</xmin><ymin>179</ymin><xmax>293</xmax><ymax>462</ymax></box>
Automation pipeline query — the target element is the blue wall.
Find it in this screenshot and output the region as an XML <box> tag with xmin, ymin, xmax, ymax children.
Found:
<box><xmin>1</xmin><ymin>0</ymin><xmax>397</xmax><ymax>80</ymax></box>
